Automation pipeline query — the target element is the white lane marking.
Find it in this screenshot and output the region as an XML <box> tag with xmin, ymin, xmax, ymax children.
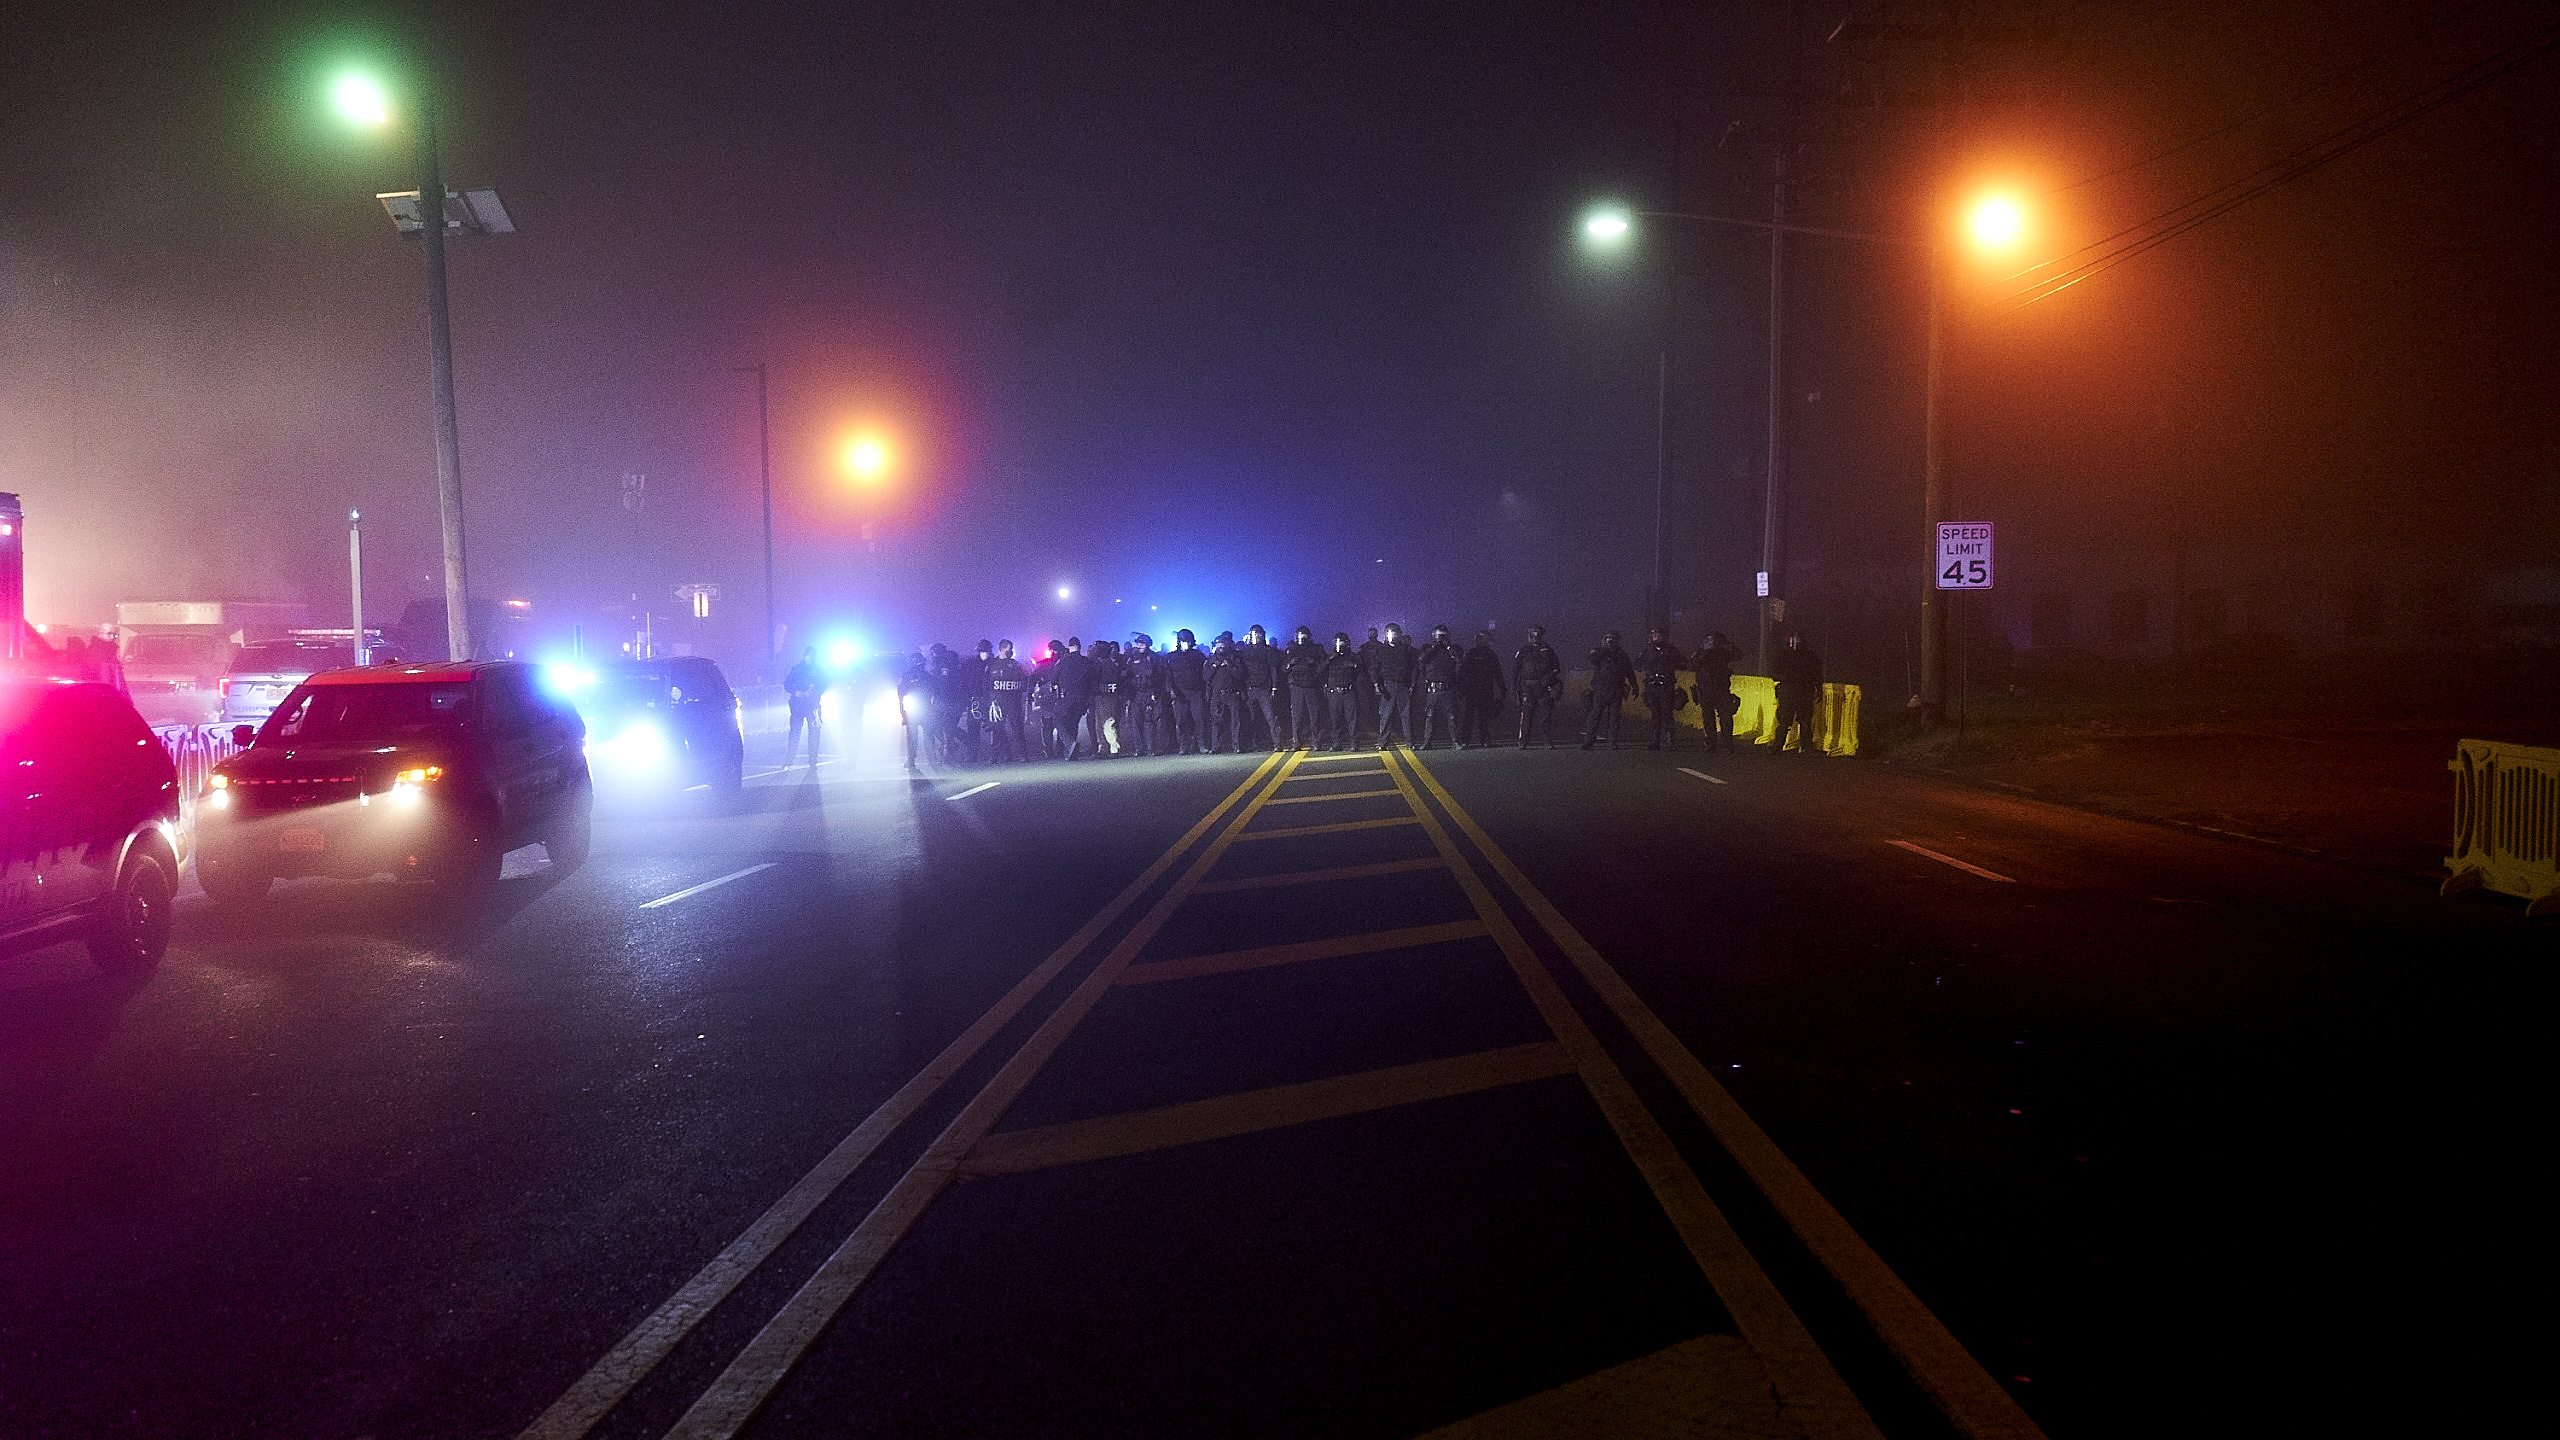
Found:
<box><xmin>1889</xmin><ymin>840</ymin><xmax>2015</xmax><ymax>883</ymax></box>
<box><xmin>945</xmin><ymin>781</ymin><xmax>1001</xmax><ymax>801</ymax></box>
<box><xmin>1677</xmin><ymin>768</ymin><xmax>1729</xmax><ymax>785</ymax></box>
<box><xmin>639</xmin><ymin>863</ymin><xmax>778</xmax><ymax>909</ymax></box>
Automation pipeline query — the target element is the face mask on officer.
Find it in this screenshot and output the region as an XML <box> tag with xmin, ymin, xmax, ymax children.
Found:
<box><xmin>1335</xmin><ymin>637</ymin><xmax>1349</xmax><ymax>652</ymax></box>
<box><xmin>1296</xmin><ymin>629</ymin><xmax>1311</xmax><ymax>643</ymax></box>
<box><xmin>1385</xmin><ymin>626</ymin><xmax>1402</xmax><ymax>642</ymax></box>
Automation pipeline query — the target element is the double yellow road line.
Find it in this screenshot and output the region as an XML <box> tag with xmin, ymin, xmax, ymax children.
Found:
<box><xmin>519</xmin><ymin>747</ymin><xmax>2043</xmax><ymax>1440</ymax></box>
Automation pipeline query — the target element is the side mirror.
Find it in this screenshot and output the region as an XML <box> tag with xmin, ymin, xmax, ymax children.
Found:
<box><xmin>230</xmin><ymin>724</ymin><xmax>257</xmax><ymax>748</ymax></box>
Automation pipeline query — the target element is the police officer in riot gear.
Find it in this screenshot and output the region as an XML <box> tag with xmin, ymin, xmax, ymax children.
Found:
<box><xmin>1771</xmin><ymin>631</ymin><xmax>1826</xmax><ymax>757</ymax></box>
<box><xmin>1512</xmin><ymin>625</ymin><xmax>1562</xmax><ymax>748</ymax></box>
<box><xmin>1582</xmin><ymin>630</ymin><xmax>1635</xmax><ymax>750</ymax></box>
<box><xmin>1412</xmin><ymin>624</ymin><xmax>1465</xmax><ymax>749</ymax></box>
<box><xmin>1369</xmin><ymin>621</ymin><xmax>1416</xmax><ymax>747</ymax></box>
<box><xmin>1691</xmin><ymin>631</ymin><xmax>1739</xmax><ymax>752</ymax></box>
<box><xmin>1028</xmin><ymin>641</ymin><xmax>1066</xmax><ymax>759</ymax></box>
<box><xmin>1238</xmin><ymin>624</ymin><xmax>1283</xmax><ymax>751</ymax></box>
<box><xmin>1354</xmin><ymin>626</ymin><xmax>1383</xmax><ymax>746</ymax></box>
<box><xmin>1637</xmin><ymin>625</ymin><xmax>1686</xmax><ymax>750</ymax></box>
<box><xmin>1164</xmin><ymin>628</ymin><xmax>1210</xmax><ymax>755</ymax></box>
<box><xmin>1281</xmin><ymin>625</ymin><xmax>1326</xmax><ymax>750</ymax></box>
<box><xmin>1318</xmin><ymin>632</ymin><xmax>1362</xmax><ymax>750</ymax></box>
<box><xmin>1204</xmin><ymin>631</ymin><xmax>1249</xmax><ymax>753</ymax></box>
<box><xmin>784</xmin><ymin>645</ymin><xmax>825</xmax><ymax>768</ymax></box>
<box><xmin>1123</xmin><ymin>633</ymin><xmax>1168</xmax><ymax>756</ymax></box>
<box><xmin>1086</xmin><ymin>639</ymin><xmax>1125</xmax><ymax>757</ymax></box>
<box><xmin>1054</xmin><ymin>637</ymin><xmax>1097</xmax><ymax>758</ymax></box>
<box><xmin>985</xmin><ymin>639</ymin><xmax>1029</xmax><ymax>762</ymax></box>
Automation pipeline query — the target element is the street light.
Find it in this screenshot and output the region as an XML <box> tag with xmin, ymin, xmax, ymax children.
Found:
<box><xmin>331</xmin><ymin>65</ymin><xmax>510</xmax><ymax>663</ymax></box>
<box><xmin>1577</xmin><ymin>205</ymin><xmax>1670</xmax><ymax>632</ymax></box>
<box><xmin>842</xmin><ymin>431</ymin><xmax>895</xmax><ymax>484</ymax></box>
<box><xmin>1582</xmin><ymin>194</ymin><xmax>2026</xmax><ymax>716</ymax></box>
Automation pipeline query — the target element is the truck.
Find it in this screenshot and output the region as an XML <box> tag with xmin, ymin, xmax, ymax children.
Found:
<box><xmin>116</xmin><ymin>600</ymin><xmax>309</xmax><ymax>727</ymax></box>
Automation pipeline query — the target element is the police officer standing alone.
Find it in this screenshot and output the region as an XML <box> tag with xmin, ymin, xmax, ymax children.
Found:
<box><xmin>1582</xmin><ymin>630</ymin><xmax>1635</xmax><ymax>750</ymax></box>
<box><xmin>1281</xmin><ymin>625</ymin><xmax>1326</xmax><ymax>750</ymax></box>
<box><xmin>1369</xmin><ymin>621</ymin><xmax>1416</xmax><ymax>747</ymax></box>
<box><xmin>1318</xmin><ymin>632</ymin><xmax>1362</xmax><ymax>750</ymax></box>
<box><xmin>984</xmin><ymin>639</ymin><xmax>1029</xmax><ymax>762</ymax></box>
<box><xmin>784</xmin><ymin>645</ymin><xmax>825</xmax><ymax>768</ymax></box>
<box><xmin>1691</xmin><ymin>631</ymin><xmax>1739</xmax><ymax>752</ymax></box>
<box><xmin>1239</xmin><ymin>625</ymin><xmax>1283</xmax><ymax>752</ymax></box>
<box><xmin>1413</xmin><ymin>624</ymin><xmax>1466</xmax><ymax>749</ymax></box>
<box><xmin>1637</xmin><ymin>625</ymin><xmax>1686</xmax><ymax>751</ymax></box>
<box><xmin>1458</xmin><ymin>631</ymin><xmax>1505</xmax><ymax>748</ymax></box>
<box><xmin>1204</xmin><ymin>631</ymin><xmax>1248</xmax><ymax>753</ymax></box>
<box><xmin>1512</xmin><ymin>625</ymin><xmax>1562</xmax><ymax>748</ymax></box>
<box><xmin>1164</xmin><ymin>629</ymin><xmax>1210</xmax><ymax>755</ymax></box>
<box><xmin>1771</xmin><ymin>630</ymin><xmax>1826</xmax><ymax>758</ymax></box>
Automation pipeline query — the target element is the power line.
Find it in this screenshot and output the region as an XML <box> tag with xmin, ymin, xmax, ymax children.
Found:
<box><xmin>2001</xmin><ymin>25</ymin><xmax>2559</xmax><ymax>307</ymax></box>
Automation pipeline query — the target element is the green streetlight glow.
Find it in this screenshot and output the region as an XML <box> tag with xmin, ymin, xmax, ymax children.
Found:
<box><xmin>1582</xmin><ymin>206</ymin><xmax>1633</xmax><ymax>245</ymax></box>
<box><xmin>331</xmin><ymin>71</ymin><xmax>391</xmax><ymax>127</ymax></box>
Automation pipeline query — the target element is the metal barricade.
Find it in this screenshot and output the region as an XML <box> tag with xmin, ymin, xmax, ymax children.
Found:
<box><xmin>153</xmin><ymin>723</ymin><xmax>240</xmax><ymax>828</ymax></box>
<box><xmin>2445</xmin><ymin>738</ymin><xmax>2560</xmax><ymax>915</ymax></box>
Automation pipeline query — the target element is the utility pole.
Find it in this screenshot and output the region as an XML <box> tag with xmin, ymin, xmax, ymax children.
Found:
<box><xmin>737</xmin><ymin>363</ymin><xmax>776</xmax><ymax>682</ymax></box>
<box><xmin>1759</xmin><ymin>147</ymin><xmax>1788</xmax><ymax>673</ymax></box>
<box><xmin>415</xmin><ymin>91</ymin><xmax>472</xmax><ymax>663</ymax></box>
<box><xmin>349</xmin><ymin>509</ymin><xmax>366</xmax><ymax>664</ymax></box>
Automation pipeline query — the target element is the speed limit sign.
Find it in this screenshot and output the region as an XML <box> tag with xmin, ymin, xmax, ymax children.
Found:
<box><xmin>1936</xmin><ymin>522</ymin><xmax>1994</xmax><ymax>590</ymax></box>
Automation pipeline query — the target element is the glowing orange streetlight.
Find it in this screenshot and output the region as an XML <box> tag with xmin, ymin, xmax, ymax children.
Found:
<box><xmin>841</xmin><ymin>431</ymin><xmax>895</xmax><ymax>484</ymax></box>
<box><xmin>1967</xmin><ymin>195</ymin><xmax>2026</xmax><ymax>252</ymax></box>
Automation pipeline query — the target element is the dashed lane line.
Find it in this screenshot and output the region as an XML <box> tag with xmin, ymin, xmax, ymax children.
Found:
<box><xmin>1678</xmin><ymin>768</ymin><xmax>1729</xmax><ymax>785</ymax></box>
<box><xmin>945</xmin><ymin>781</ymin><xmax>1001</xmax><ymax>801</ymax></box>
<box><xmin>1114</xmin><ymin>919</ymin><xmax>1489</xmax><ymax>986</ymax></box>
<box><xmin>957</xmin><ymin>1042</ymin><xmax>1576</xmax><ymax>1177</ymax></box>
<box><xmin>1399</xmin><ymin>750</ymin><xmax>2048</xmax><ymax>1440</ymax></box>
<box><xmin>1888</xmin><ymin>840</ymin><xmax>2017</xmax><ymax>883</ymax></box>
<box><xmin>637</xmin><ymin>864</ymin><xmax>777</xmax><ymax>910</ymax></box>
<box><xmin>515</xmin><ymin>753</ymin><xmax>1286</xmax><ymax>1440</ymax></box>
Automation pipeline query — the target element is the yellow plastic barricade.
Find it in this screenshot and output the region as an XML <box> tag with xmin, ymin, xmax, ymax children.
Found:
<box><xmin>1724</xmin><ymin>676</ymin><xmax>1858</xmax><ymax>756</ymax></box>
<box><xmin>2445</xmin><ymin>738</ymin><xmax>2560</xmax><ymax>915</ymax></box>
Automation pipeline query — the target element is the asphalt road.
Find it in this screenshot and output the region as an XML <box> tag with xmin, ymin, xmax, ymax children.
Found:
<box><xmin>0</xmin><ymin>729</ymin><xmax>2538</xmax><ymax>1439</ymax></box>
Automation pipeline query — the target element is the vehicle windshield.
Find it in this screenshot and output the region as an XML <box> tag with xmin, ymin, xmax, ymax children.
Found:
<box><xmin>126</xmin><ymin>634</ymin><xmax>220</xmax><ymax>667</ymax></box>
<box><xmin>261</xmin><ymin>681</ymin><xmax>472</xmax><ymax>743</ymax></box>
<box><xmin>589</xmin><ymin>668</ymin><xmax>675</xmax><ymax>716</ymax></box>
<box><xmin>230</xmin><ymin>644</ymin><xmax>353</xmax><ymax>675</ymax></box>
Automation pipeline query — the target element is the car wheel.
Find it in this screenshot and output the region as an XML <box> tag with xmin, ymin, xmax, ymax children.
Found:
<box><xmin>547</xmin><ymin>788</ymin><xmax>594</xmax><ymax>870</ymax></box>
<box><xmin>197</xmin><ymin>851</ymin><xmax>273</xmax><ymax>906</ymax></box>
<box><xmin>91</xmin><ymin>844</ymin><xmax>177</xmax><ymax>973</ymax></box>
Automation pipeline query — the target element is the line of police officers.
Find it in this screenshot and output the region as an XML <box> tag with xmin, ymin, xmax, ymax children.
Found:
<box><xmin>892</xmin><ymin>623</ymin><xmax>1826</xmax><ymax>766</ymax></box>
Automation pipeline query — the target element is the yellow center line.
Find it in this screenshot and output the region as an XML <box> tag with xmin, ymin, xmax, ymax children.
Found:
<box><xmin>516</xmin><ymin>754</ymin><xmax>1287</xmax><ymax>1440</ymax></box>
<box><xmin>958</xmin><ymin>1042</ymin><xmax>1576</xmax><ymax>1177</ymax></box>
<box><xmin>1191</xmin><ymin>856</ymin><xmax>1449</xmax><ymax>894</ymax></box>
<box><xmin>1397</xmin><ymin>749</ymin><xmax>2047</xmax><ymax>1440</ymax></box>
<box><xmin>658</xmin><ymin>751</ymin><xmax>1312</xmax><ymax>1440</ymax></box>
<box><xmin>1116</xmin><ymin>919</ymin><xmax>1489</xmax><ymax>986</ymax></box>
<box><xmin>1259</xmin><ymin>787</ymin><xmax>1405</xmax><ymax>806</ymax></box>
<box><xmin>1377</xmin><ymin>748</ymin><xmax>1883</xmax><ymax>1440</ymax></box>
<box><xmin>1233</xmin><ymin>815</ymin><xmax>1422</xmax><ymax>842</ymax></box>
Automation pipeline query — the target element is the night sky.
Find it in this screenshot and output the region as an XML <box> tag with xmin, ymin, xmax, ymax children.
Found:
<box><xmin>3</xmin><ymin>0</ymin><xmax>2552</xmax><ymax>674</ymax></box>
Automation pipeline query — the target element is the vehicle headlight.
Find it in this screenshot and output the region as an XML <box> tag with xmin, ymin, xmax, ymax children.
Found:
<box><xmin>607</xmin><ymin>723</ymin><xmax>666</xmax><ymax>766</ymax></box>
<box><xmin>819</xmin><ymin>692</ymin><xmax>837</xmax><ymax>721</ymax></box>
<box><xmin>388</xmin><ymin>764</ymin><xmax>443</xmax><ymax>805</ymax></box>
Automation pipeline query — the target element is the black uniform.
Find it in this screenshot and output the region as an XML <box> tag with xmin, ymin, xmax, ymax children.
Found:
<box><xmin>1122</xmin><ymin>642</ymin><xmax>1168</xmax><ymax>756</ymax></box>
<box><xmin>984</xmin><ymin>651</ymin><xmax>1029</xmax><ymax>761</ymax></box>
<box><xmin>1457</xmin><ymin>640</ymin><xmax>1505</xmax><ymax>748</ymax></box>
<box><xmin>1281</xmin><ymin>635</ymin><xmax>1326</xmax><ymax>749</ymax></box>
<box><xmin>896</xmin><ymin>651</ymin><xmax>928</xmax><ymax>770</ymax></box>
<box><xmin>1771</xmin><ymin>638</ymin><xmax>1826</xmax><ymax>756</ymax></box>
<box><xmin>1318</xmin><ymin>643</ymin><xmax>1362</xmax><ymax>750</ymax></box>
<box><xmin>1413</xmin><ymin>634</ymin><xmax>1466</xmax><ymax>748</ymax></box>
<box><xmin>1086</xmin><ymin>642</ymin><xmax>1125</xmax><ymax>756</ymax></box>
<box><xmin>1370</xmin><ymin>633</ymin><xmax>1417</xmax><ymax>746</ymax></box>
<box><xmin>1354</xmin><ymin>631</ymin><xmax>1383</xmax><ymax>745</ymax></box>
<box><xmin>1204</xmin><ymin>640</ymin><xmax>1249</xmax><ymax>753</ymax></box>
<box><xmin>1582</xmin><ymin>639</ymin><xmax>1635</xmax><ymax>749</ymax></box>
<box><xmin>1511</xmin><ymin>637</ymin><xmax>1562</xmax><ymax>748</ymax></box>
<box><xmin>1690</xmin><ymin>638</ymin><xmax>1738</xmax><ymax>751</ymax></box>
<box><xmin>1637</xmin><ymin>637</ymin><xmax>1686</xmax><ymax>750</ymax></box>
<box><xmin>1053</xmin><ymin>646</ymin><xmax>1097</xmax><ymax>758</ymax></box>
<box><xmin>1238</xmin><ymin>635</ymin><xmax>1283</xmax><ymax>751</ymax></box>
<box><xmin>784</xmin><ymin>654</ymin><xmax>825</xmax><ymax>766</ymax></box>
<box><xmin>1163</xmin><ymin>639</ymin><xmax>1209</xmax><ymax>754</ymax></box>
